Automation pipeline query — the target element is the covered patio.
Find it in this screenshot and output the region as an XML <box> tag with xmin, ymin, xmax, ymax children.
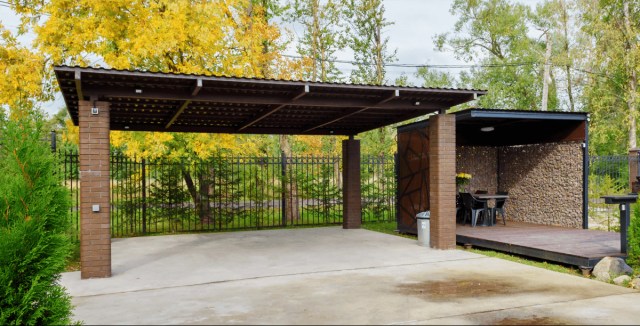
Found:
<box><xmin>395</xmin><ymin>108</ymin><xmax>623</xmax><ymax>268</ymax></box>
<box><xmin>55</xmin><ymin>65</ymin><xmax>484</xmax><ymax>279</ymax></box>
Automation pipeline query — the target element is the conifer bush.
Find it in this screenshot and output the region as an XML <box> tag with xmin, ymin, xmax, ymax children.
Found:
<box><xmin>629</xmin><ymin>204</ymin><xmax>640</xmax><ymax>270</ymax></box>
<box><xmin>0</xmin><ymin>113</ymin><xmax>76</xmax><ymax>324</ymax></box>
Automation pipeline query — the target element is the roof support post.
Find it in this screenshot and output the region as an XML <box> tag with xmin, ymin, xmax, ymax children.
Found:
<box><xmin>342</xmin><ymin>137</ymin><xmax>361</xmax><ymax>229</ymax></box>
<box><xmin>428</xmin><ymin>113</ymin><xmax>456</xmax><ymax>249</ymax></box>
<box><xmin>78</xmin><ymin>100</ymin><xmax>112</xmax><ymax>278</ymax></box>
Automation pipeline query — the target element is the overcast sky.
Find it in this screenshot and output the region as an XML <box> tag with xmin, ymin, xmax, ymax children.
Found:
<box><xmin>0</xmin><ymin>0</ymin><xmax>541</xmax><ymax>116</ymax></box>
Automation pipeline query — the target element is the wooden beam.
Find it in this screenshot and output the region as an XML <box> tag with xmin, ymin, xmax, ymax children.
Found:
<box><xmin>74</xmin><ymin>69</ymin><xmax>83</xmax><ymax>100</ymax></box>
<box><xmin>192</xmin><ymin>78</ymin><xmax>203</xmax><ymax>96</ymax></box>
<box><xmin>165</xmin><ymin>79</ymin><xmax>202</xmax><ymax>129</ymax></box>
<box><xmin>238</xmin><ymin>85</ymin><xmax>309</xmax><ymax>131</ymax></box>
<box><xmin>303</xmin><ymin>90</ymin><xmax>400</xmax><ymax>133</ymax></box>
<box><xmin>82</xmin><ymin>84</ymin><xmax>442</xmax><ymax>110</ymax></box>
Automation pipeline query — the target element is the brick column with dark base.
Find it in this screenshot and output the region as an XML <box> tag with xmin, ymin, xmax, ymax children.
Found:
<box><xmin>79</xmin><ymin>100</ymin><xmax>112</xmax><ymax>279</ymax></box>
<box><xmin>342</xmin><ymin>138</ymin><xmax>362</xmax><ymax>229</ymax></box>
<box><xmin>428</xmin><ymin>114</ymin><xmax>456</xmax><ymax>249</ymax></box>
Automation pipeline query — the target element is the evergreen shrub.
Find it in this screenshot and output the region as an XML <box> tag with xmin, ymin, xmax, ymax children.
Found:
<box><xmin>628</xmin><ymin>203</ymin><xmax>640</xmax><ymax>270</ymax></box>
<box><xmin>0</xmin><ymin>113</ymin><xmax>76</xmax><ymax>324</ymax></box>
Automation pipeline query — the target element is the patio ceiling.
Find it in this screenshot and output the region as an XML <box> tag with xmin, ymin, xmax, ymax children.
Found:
<box><xmin>454</xmin><ymin>109</ymin><xmax>588</xmax><ymax>146</ymax></box>
<box><xmin>54</xmin><ymin>66</ymin><xmax>486</xmax><ymax>136</ymax></box>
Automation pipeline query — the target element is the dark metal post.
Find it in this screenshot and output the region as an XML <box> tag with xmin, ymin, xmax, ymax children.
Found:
<box><xmin>141</xmin><ymin>159</ymin><xmax>147</xmax><ymax>234</ymax></box>
<box><xmin>50</xmin><ymin>130</ymin><xmax>56</xmax><ymax>153</ymax></box>
<box><xmin>637</xmin><ymin>151</ymin><xmax>640</xmax><ymax>177</ymax></box>
<box><xmin>394</xmin><ymin>152</ymin><xmax>399</xmax><ymax>225</ymax></box>
<box><xmin>620</xmin><ymin>203</ymin><xmax>630</xmax><ymax>254</ymax></box>
<box><xmin>582</xmin><ymin>117</ymin><xmax>589</xmax><ymax>229</ymax></box>
<box><xmin>281</xmin><ymin>151</ymin><xmax>287</xmax><ymax>227</ymax></box>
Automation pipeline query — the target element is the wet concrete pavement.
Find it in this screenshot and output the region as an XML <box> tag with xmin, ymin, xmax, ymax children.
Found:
<box><xmin>61</xmin><ymin>227</ymin><xmax>640</xmax><ymax>325</ymax></box>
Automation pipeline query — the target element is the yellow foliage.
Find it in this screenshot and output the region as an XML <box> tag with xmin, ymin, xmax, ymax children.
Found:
<box><xmin>26</xmin><ymin>0</ymin><xmax>307</xmax><ymax>158</ymax></box>
<box><xmin>0</xmin><ymin>24</ymin><xmax>51</xmax><ymax>116</ymax></box>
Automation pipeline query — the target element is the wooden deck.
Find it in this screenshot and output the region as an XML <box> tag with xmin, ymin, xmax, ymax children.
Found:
<box><xmin>456</xmin><ymin>221</ymin><xmax>625</xmax><ymax>268</ymax></box>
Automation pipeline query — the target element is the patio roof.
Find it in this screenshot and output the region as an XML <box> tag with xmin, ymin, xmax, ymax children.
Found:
<box><xmin>54</xmin><ymin>66</ymin><xmax>486</xmax><ymax>136</ymax></box>
<box><xmin>397</xmin><ymin>108</ymin><xmax>589</xmax><ymax>146</ymax></box>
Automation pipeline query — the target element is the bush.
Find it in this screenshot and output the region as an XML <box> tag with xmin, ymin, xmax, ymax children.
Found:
<box><xmin>628</xmin><ymin>203</ymin><xmax>640</xmax><ymax>270</ymax></box>
<box><xmin>0</xmin><ymin>113</ymin><xmax>76</xmax><ymax>324</ymax></box>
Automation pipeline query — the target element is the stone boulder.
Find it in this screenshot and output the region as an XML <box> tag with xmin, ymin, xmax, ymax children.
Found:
<box><xmin>631</xmin><ymin>277</ymin><xmax>640</xmax><ymax>290</ymax></box>
<box><xmin>613</xmin><ymin>275</ymin><xmax>631</xmax><ymax>286</ymax></box>
<box><xmin>592</xmin><ymin>257</ymin><xmax>633</xmax><ymax>282</ymax></box>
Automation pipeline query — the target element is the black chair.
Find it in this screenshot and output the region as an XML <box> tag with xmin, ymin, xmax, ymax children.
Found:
<box><xmin>474</xmin><ymin>190</ymin><xmax>488</xmax><ymax>194</ymax></box>
<box><xmin>491</xmin><ymin>191</ymin><xmax>508</xmax><ymax>225</ymax></box>
<box><xmin>460</xmin><ymin>192</ymin><xmax>489</xmax><ymax>227</ymax></box>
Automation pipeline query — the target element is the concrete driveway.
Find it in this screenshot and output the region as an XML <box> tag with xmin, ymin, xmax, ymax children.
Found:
<box><xmin>61</xmin><ymin>226</ymin><xmax>640</xmax><ymax>325</ymax></box>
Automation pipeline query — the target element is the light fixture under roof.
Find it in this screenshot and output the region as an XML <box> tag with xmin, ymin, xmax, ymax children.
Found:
<box><xmin>480</xmin><ymin>126</ymin><xmax>494</xmax><ymax>132</ymax></box>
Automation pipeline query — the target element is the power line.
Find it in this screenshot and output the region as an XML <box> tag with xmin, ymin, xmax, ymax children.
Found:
<box><xmin>281</xmin><ymin>54</ymin><xmax>539</xmax><ymax>69</ymax></box>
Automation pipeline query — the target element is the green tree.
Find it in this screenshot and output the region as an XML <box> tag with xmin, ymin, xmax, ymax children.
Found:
<box><xmin>341</xmin><ymin>0</ymin><xmax>396</xmax><ymax>85</ymax></box>
<box><xmin>415</xmin><ymin>67</ymin><xmax>456</xmax><ymax>88</ymax></box>
<box><xmin>287</xmin><ymin>0</ymin><xmax>345</xmax><ymax>82</ymax></box>
<box><xmin>0</xmin><ymin>112</ymin><xmax>75</xmax><ymax>325</ymax></box>
<box><xmin>580</xmin><ymin>0</ymin><xmax>640</xmax><ymax>152</ymax></box>
<box><xmin>435</xmin><ymin>0</ymin><xmax>543</xmax><ymax>110</ymax></box>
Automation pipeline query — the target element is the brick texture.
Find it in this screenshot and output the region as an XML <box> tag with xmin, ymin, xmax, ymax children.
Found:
<box><xmin>342</xmin><ymin>138</ymin><xmax>362</xmax><ymax>229</ymax></box>
<box><xmin>79</xmin><ymin>100</ymin><xmax>112</xmax><ymax>279</ymax></box>
<box><xmin>428</xmin><ymin>114</ymin><xmax>456</xmax><ymax>249</ymax></box>
<box><xmin>630</xmin><ymin>148</ymin><xmax>640</xmax><ymax>193</ymax></box>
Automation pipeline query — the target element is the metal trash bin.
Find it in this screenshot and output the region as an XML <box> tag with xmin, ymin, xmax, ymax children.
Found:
<box><xmin>416</xmin><ymin>211</ymin><xmax>430</xmax><ymax>247</ymax></box>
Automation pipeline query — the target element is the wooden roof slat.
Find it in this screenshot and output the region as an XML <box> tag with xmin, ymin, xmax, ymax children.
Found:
<box><xmin>302</xmin><ymin>89</ymin><xmax>401</xmax><ymax>133</ymax></box>
<box><xmin>55</xmin><ymin>66</ymin><xmax>486</xmax><ymax>135</ymax></box>
<box><xmin>238</xmin><ymin>84</ymin><xmax>309</xmax><ymax>131</ymax></box>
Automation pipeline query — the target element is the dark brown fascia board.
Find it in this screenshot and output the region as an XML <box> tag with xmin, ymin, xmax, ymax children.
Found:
<box><xmin>81</xmin><ymin>84</ymin><xmax>448</xmax><ymax>110</ymax></box>
<box><xmin>54</xmin><ymin>65</ymin><xmax>487</xmax><ymax>97</ymax></box>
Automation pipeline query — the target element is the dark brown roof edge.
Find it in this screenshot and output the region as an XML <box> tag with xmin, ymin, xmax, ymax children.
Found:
<box><xmin>54</xmin><ymin>65</ymin><xmax>488</xmax><ymax>95</ymax></box>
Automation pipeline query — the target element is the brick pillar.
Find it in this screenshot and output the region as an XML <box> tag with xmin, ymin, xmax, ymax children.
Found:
<box><xmin>79</xmin><ymin>100</ymin><xmax>111</xmax><ymax>279</ymax></box>
<box><xmin>342</xmin><ymin>138</ymin><xmax>361</xmax><ymax>229</ymax></box>
<box><xmin>428</xmin><ymin>114</ymin><xmax>456</xmax><ymax>249</ymax></box>
<box><xmin>630</xmin><ymin>148</ymin><xmax>640</xmax><ymax>193</ymax></box>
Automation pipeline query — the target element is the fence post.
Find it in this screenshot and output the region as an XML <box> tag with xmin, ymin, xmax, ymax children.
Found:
<box><xmin>50</xmin><ymin>130</ymin><xmax>56</xmax><ymax>153</ymax></box>
<box><xmin>141</xmin><ymin>158</ymin><xmax>147</xmax><ymax>234</ymax></box>
<box><xmin>394</xmin><ymin>152</ymin><xmax>399</xmax><ymax>224</ymax></box>
<box><xmin>281</xmin><ymin>151</ymin><xmax>287</xmax><ymax>227</ymax></box>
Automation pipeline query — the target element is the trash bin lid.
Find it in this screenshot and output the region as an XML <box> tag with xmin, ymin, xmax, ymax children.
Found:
<box><xmin>416</xmin><ymin>211</ymin><xmax>430</xmax><ymax>219</ymax></box>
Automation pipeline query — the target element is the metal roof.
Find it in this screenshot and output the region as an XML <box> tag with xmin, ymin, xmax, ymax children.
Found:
<box><xmin>54</xmin><ymin>66</ymin><xmax>486</xmax><ymax>136</ymax></box>
<box><xmin>397</xmin><ymin>108</ymin><xmax>588</xmax><ymax>146</ymax></box>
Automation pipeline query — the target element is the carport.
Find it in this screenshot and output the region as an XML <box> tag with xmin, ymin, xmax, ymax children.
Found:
<box><xmin>54</xmin><ymin>65</ymin><xmax>485</xmax><ymax>279</ymax></box>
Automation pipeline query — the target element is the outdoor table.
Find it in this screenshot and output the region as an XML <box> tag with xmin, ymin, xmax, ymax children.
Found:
<box><xmin>474</xmin><ymin>194</ymin><xmax>509</xmax><ymax>226</ymax></box>
<box><xmin>601</xmin><ymin>194</ymin><xmax>637</xmax><ymax>254</ymax></box>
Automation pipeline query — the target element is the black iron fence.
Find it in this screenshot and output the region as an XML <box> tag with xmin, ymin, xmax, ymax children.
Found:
<box><xmin>59</xmin><ymin>148</ymin><xmax>634</xmax><ymax>238</ymax></box>
<box><xmin>59</xmin><ymin>151</ymin><xmax>396</xmax><ymax>238</ymax></box>
<box><xmin>588</xmin><ymin>155</ymin><xmax>632</xmax><ymax>231</ymax></box>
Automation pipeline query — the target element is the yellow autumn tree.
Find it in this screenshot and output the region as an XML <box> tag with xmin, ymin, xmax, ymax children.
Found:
<box><xmin>4</xmin><ymin>0</ymin><xmax>311</xmax><ymax>223</ymax></box>
<box><xmin>0</xmin><ymin>24</ymin><xmax>51</xmax><ymax>118</ymax></box>
<box><xmin>18</xmin><ymin>0</ymin><xmax>301</xmax><ymax>159</ymax></box>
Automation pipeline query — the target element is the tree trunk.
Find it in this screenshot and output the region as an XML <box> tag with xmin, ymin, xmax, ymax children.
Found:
<box><xmin>560</xmin><ymin>0</ymin><xmax>575</xmax><ymax>112</ymax></box>
<box><xmin>541</xmin><ymin>31</ymin><xmax>552</xmax><ymax>111</ymax></box>
<box><xmin>624</xmin><ymin>0</ymin><xmax>638</xmax><ymax>149</ymax></box>
<box><xmin>279</xmin><ymin>135</ymin><xmax>300</xmax><ymax>223</ymax></box>
<box><xmin>311</xmin><ymin>0</ymin><xmax>319</xmax><ymax>81</ymax></box>
<box><xmin>182</xmin><ymin>167</ymin><xmax>212</xmax><ymax>225</ymax></box>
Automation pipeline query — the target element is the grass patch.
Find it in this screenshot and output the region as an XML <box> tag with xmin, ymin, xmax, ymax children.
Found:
<box><xmin>66</xmin><ymin>240</ymin><xmax>81</xmax><ymax>272</ymax></box>
<box><xmin>362</xmin><ymin>220</ymin><xmax>583</xmax><ymax>277</ymax></box>
<box><xmin>460</xmin><ymin>246</ymin><xmax>582</xmax><ymax>276</ymax></box>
